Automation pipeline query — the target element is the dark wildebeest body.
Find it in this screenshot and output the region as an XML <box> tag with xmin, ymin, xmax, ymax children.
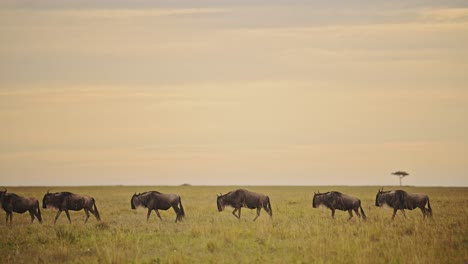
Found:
<box><xmin>0</xmin><ymin>189</ymin><xmax>42</xmax><ymax>224</ymax></box>
<box><xmin>131</xmin><ymin>191</ymin><xmax>185</xmax><ymax>222</ymax></box>
<box><xmin>375</xmin><ymin>188</ymin><xmax>432</xmax><ymax>219</ymax></box>
<box><xmin>217</xmin><ymin>189</ymin><xmax>272</xmax><ymax>221</ymax></box>
<box><xmin>42</xmin><ymin>192</ymin><xmax>101</xmax><ymax>224</ymax></box>
<box><xmin>312</xmin><ymin>191</ymin><xmax>366</xmax><ymax>221</ymax></box>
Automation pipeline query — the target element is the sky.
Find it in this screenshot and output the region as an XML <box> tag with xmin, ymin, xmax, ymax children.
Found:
<box><xmin>0</xmin><ymin>0</ymin><xmax>467</xmax><ymax>186</ymax></box>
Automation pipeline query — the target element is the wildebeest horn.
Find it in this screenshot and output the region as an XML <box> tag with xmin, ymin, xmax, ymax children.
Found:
<box><xmin>3</xmin><ymin>187</ymin><xmax>6</xmax><ymax>193</ymax></box>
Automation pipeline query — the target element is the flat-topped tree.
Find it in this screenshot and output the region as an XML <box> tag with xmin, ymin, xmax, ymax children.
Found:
<box><xmin>392</xmin><ymin>171</ymin><xmax>409</xmax><ymax>186</ymax></box>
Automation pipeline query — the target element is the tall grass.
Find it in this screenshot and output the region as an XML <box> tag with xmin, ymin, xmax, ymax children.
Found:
<box><xmin>0</xmin><ymin>186</ymin><xmax>466</xmax><ymax>263</ymax></box>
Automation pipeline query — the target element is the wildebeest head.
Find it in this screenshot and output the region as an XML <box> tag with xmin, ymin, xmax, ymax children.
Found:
<box><xmin>312</xmin><ymin>191</ymin><xmax>319</xmax><ymax>208</ymax></box>
<box><xmin>42</xmin><ymin>191</ymin><xmax>68</xmax><ymax>209</ymax></box>
<box><xmin>42</xmin><ymin>191</ymin><xmax>53</xmax><ymax>209</ymax></box>
<box><xmin>375</xmin><ymin>188</ymin><xmax>385</xmax><ymax>207</ymax></box>
<box><xmin>131</xmin><ymin>193</ymin><xmax>139</xmax><ymax>209</ymax></box>
<box><xmin>131</xmin><ymin>193</ymin><xmax>148</xmax><ymax>209</ymax></box>
<box><xmin>0</xmin><ymin>188</ymin><xmax>6</xmax><ymax>205</ymax></box>
<box><xmin>216</xmin><ymin>193</ymin><xmax>225</xmax><ymax>212</ymax></box>
<box><xmin>312</xmin><ymin>191</ymin><xmax>326</xmax><ymax>208</ymax></box>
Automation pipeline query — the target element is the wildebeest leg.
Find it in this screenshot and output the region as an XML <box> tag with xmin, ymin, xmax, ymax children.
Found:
<box><xmin>419</xmin><ymin>207</ymin><xmax>427</xmax><ymax>219</ymax></box>
<box><xmin>392</xmin><ymin>208</ymin><xmax>398</xmax><ymax>220</ymax></box>
<box><xmin>84</xmin><ymin>208</ymin><xmax>90</xmax><ymax>223</ymax></box>
<box><xmin>399</xmin><ymin>209</ymin><xmax>407</xmax><ymax>218</ymax></box>
<box><xmin>172</xmin><ymin>206</ymin><xmax>181</xmax><ymax>222</ymax></box>
<box><xmin>347</xmin><ymin>210</ymin><xmax>353</xmax><ymax>221</ymax></box>
<box><xmin>29</xmin><ymin>210</ymin><xmax>35</xmax><ymax>223</ymax></box>
<box><xmin>34</xmin><ymin>208</ymin><xmax>42</xmax><ymax>223</ymax></box>
<box><xmin>331</xmin><ymin>209</ymin><xmax>336</xmax><ymax>219</ymax></box>
<box><xmin>8</xmin><ymin>213</ymin><xmax>13</xmax><ymax>224</ymax></box>
<box><xmin>65</xmin><ymin>210</ymin><xmax>72</xmax><ymax>223</ymax></box>
<box><xmin>88</xmin><ymin>207</ymin><xmax>99</xmax><ymax>221</ymax></box>
<box><xmin>54</xmin><ymin>210</ymin><xmax>63</xmax><ymax>224</ymax></box>
<box><xmin>232</xmin><ymin>208</ymin><xmax>240</xmax><ymax>219</ymax></box>
<box><xmin>253</xmin><ymin>208</ymin><xmax>261</xmax><ymax>221</ymax></box>
<box><xmin>155</xmin><ymin>209</ymin><xmax>162</xmax><ymax>220</ymax></box>
<box><xmin>146</xmin><ymin>209</ymin><xmax>152</xmax><ymax>221</ymax></box>
<box><xmin>5</xmin><ymin>213</ymin><xmax>12</xmax><ymax>224</ymax></box>
<box><xmin>354</xmin><ymin>208</ymin><xmax>361</xmax><ymax>219</ymax></box>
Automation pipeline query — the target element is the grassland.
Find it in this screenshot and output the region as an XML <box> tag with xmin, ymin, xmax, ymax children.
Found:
<box><xmin>0</xmin><ymin>186</ymin><xmax>467</xmax><ymax>263</ymax></box>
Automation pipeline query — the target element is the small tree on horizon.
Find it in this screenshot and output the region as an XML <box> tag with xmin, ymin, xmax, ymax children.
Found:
<box><xmin>392</xmin><ymin>171</ymin><xmax>409</xmax><ymax>186</ymax></box>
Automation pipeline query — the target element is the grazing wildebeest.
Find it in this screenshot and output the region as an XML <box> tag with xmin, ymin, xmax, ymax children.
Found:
<box><xmin>312</xmin><ymin>191</ymin><xmax>366</xmax><ymax>221</ymax></box>
<box><xmin>0</xmin><ymin>188</ymin><xmax>42</xmax><ymax>224</ymax></box>
<box><xmin>42</xmin><ymin>191</ymin><xmax>101</xmax><ymax>224</ymax></box>
<box><xmin>217</xmin><ymin>189</ymin><xmax>272</xmax><ymax>221</ymax></box>
<box><xmin>375</xmin><ymin>188</ymin><xmax>432</xmax><ymax>219</ymax></box>
<box><xmin>131</xmin><ymin>191</ymin><xmax>185</xmax><ymax>222</ymax></box>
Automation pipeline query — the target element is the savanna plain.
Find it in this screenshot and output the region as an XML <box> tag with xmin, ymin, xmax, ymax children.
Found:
<box><xmin>0</xmin><ymin>186</ymin><xmax>467</xmax><ymax>264</ymax></box>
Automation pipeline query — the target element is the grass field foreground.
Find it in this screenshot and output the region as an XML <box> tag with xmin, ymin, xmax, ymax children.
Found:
<box><xmin>0</xmin><ymin>186</ymin><xmax>467</xmax><ymax>263</ymax></box>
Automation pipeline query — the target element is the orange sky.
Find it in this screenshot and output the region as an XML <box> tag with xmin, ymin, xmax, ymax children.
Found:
<box><xmin>1</xmin><ymin>1</ymin><xmax>467</xmax><ymax>186</ymax></box>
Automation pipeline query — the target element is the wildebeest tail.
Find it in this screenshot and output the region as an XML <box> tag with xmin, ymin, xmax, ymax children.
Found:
<box><xmin>266</xmin><ymin>196</ymin><xmax>272</xmax><ymax>217</ymax></box>
<box><xmin>36</xmin><ymin>200</ymin><xmax>43</xmax><ymax>223</ymax></box>
<box><xmin>93</xmin><ymin>198</ymin><xmax>101</xmax><ymax>221</ymax></box>
<box><xmin>427</xmin><ymin>197</ymin><xmax>432</xmax><ymax>217</ymax></box>
<box><xmin>359</xmin><ymin>201</ymin><xmax>366</xmax><ymax>221</ymax></box>
<box><xmin>179</xmin><ymin>196</ymin><xmax>185</xmax><ymax>217</ymax></box>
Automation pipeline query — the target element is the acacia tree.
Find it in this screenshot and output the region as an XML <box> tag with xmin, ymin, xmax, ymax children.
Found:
<box><xmin>392</xmin><ymin>171</ymin><xmax>409</xmax><ymax>186</ymax></box>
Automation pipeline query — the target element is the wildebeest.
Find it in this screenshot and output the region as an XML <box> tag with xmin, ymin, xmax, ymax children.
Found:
<box><xmin>0</xmin><ymin>188</ymin><xmax>42</xmax><ymax>224</ymax></box>
<box><xmin>131</xmin><ymin>191</ymin><xmax>185</xmax><ymax>222</ymax></box>
<box><xmin>312</xmin><ymin>191</ymin><xmax>366</xmax><ymax>221</ymax></box>
<box><xmin>42</xmin><ymin>191</ymin><xmax>101</xmax><ymax>224</ymax></box>
<box><xmin>375</xmin><ymin>188</ymin><xmax>432</xmax><ymax>219</ymax></box>
<box><xmin>217</xmin><ymin>189</ymin><xmax>272</xmax><ymax>221</ymax></box>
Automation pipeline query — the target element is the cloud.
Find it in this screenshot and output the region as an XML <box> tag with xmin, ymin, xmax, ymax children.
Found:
<box><xmin>0</xmin><ymin>8</ymin><xmax>228</xmax><ymax>18</ymax></box>
<box><xmin>418</xmin><ymin>7</ymin><xmax>468</xmax><ymax>23</ymax></box>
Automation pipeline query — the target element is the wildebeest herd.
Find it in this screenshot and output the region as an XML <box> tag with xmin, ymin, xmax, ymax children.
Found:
<box><xmin>0</xmin><ymin>187</ymin><xmax>432</xmax><ymax>224</ymax></box>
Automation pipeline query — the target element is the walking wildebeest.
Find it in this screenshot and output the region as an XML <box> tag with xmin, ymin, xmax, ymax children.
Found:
<box><xmin>312</xmin><ymin>191</ymin><xmax>366</xmax><ymax>221</ymax></box>
<box><xmin>131</xmin><ymin>191</ymin><xmax>185</xmax><ymax>222</ymax></box>
<box><xmin>0</xmin><ymin>188</ymin><xmax>42</xmax><ymax>224</ymax></box>
<box><xmin>42</xmin><ymin>191</ymin><xmax>101</xmax><ymax>224</ymax></box>
<box><xmin>375</xmin><ymin>188</ymin><xmax>432</xmax><ymax>219</ymax></box>
<box><xmin>217</xmin><ymin>189</ymin><xmax>272</xmax><ymax>221</ymax></box>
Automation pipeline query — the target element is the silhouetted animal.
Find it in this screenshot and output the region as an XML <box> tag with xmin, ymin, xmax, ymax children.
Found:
<box><xmin>131</xmin><ymin>191</ymin><xmax>185</xmax><ymax>222</ymax></box>
<box><xmin>375</xmin><ymin>188</ymin><xmax>432</xmax><ymax>219</ymax></box>
<box><xmin>313</xmin><ymin>191</ymin><xmax>366</xmax><ymax>221</ymax></box>
<box><xmin>0</xmin><ymin>188</ymin><xmax>42</xmax><ymax>224</ymax></box>
<box><xmin>217</xmin><ymin>189</ymin><xmax>272</xmax><ymax>221</ymax></box>
<box><xmin>42</xmin><ymin>191</ymin><xmax>101</xmax><ymax>224</ymax></box>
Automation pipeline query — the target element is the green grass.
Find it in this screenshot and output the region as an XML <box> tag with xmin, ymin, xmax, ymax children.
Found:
<box><xmin>0</xmin><ymin>186</ymin><xmax>467</xmax><ymax>263</ymax></box>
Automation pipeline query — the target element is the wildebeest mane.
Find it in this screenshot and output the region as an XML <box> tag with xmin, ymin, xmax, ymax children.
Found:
<box><xmin>43</xmin><ymin>192</ymin><xmax>73</xmax><ymax>208</ymax></box>
<box><xmin>137</xmin><ymin>192</ymin><xmax>152</xmax><ymax>207</ymax></box>
<box><xmin>2</xmin><ymin>193</ymin><xmax>20</xmax><ymax>204</ymax></box>
<box><xmin>134</xmin><ymin>191</ymin><xmax>161</xmax><ymax>207</ymax></box>
<box><xmin>381</xmin><ymin>190</ymin><xmax>408</xmax><ymax>209</ymax></box>
<box><xmin>314</xmin><ymin>191</ymin><xmax>344</xmax><ymax>209</ymax></box>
